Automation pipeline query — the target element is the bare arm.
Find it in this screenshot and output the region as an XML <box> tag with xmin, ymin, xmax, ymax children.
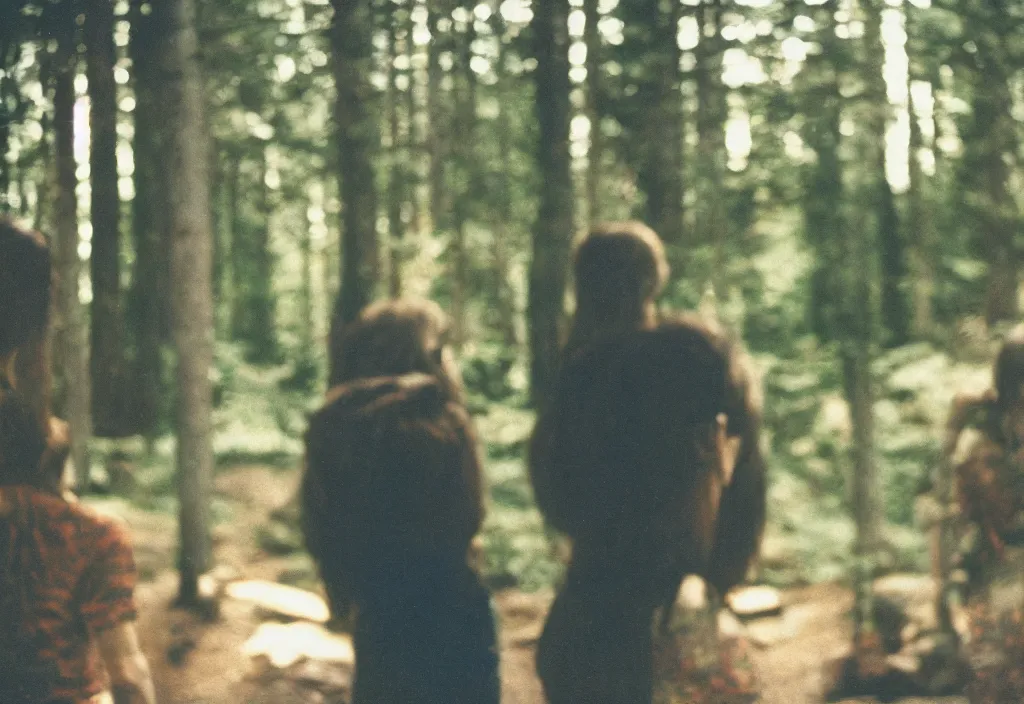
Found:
<box><xmin>95</xmin><ymin>621</ymin><xmax>156</xmax><ymax>704</ymax></box>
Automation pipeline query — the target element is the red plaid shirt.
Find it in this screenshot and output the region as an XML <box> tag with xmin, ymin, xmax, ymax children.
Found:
<box><xmin>1</xmin><ymin>485</ymin><xmax>138</xmax><ymax>701</ymax></box>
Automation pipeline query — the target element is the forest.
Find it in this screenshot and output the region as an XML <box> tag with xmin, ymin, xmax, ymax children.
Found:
<box><xmin>1</xmin><ymin>0</ymin><xmax>1023</xmax><ymax>701</ymax></box>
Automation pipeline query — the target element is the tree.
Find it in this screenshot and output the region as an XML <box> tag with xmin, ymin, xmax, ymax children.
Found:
<box><xmin>491</xmin><ymin>6</ymin><xmax>519</xmax><ymax>347</ymax></box>
<box><xmin>529</xmin><ymin>0</ymin><xmax>574</xmax><ymax>402</ymax></box>
<box><xmin>612</xmin><ymin>0</ymin><xmax>685</xmax><ymax>250</ymax></box>
<box><xmin>862</xmin><ymin>0</ymin><xmax>909</xmax><ymax>347</ymax></box>
<box><xmin>155</xmin><ymin>0</ymin><xmax>216</xmax><ymax>607</ymax></box>
<box><xmin>694</xmin><ymin>0</ymin><xmax>728</xmax><ymax>283</ymax></box>
<box><xmin>128</xmin><ymin>0</ymin><xmax>171</xmax><ymax>438</ymax></box>
<box><xmin>427</xmin><ymin>0</ymin><xmax>451</xmax><ymax>238</ymax></box>
<box><xmin>951</xmin><ymin>0</ymin><xmax>1022</xmax><ymax>324</ymax></box>
<box><xmin>582</xmin><ymin>0</ymin><xmax>602</xmax><ymax>226</ymax></box>
<box><xmin>328</xmin><ymin>0</ymin><xmax>380</xmax><ymax>379</ymax></box>
<box><xmin>0</xmin><ymin>3</ymin><xmax>33</xmax><ymax>215</ymax></box>
<box><xmin>904</xmin><ymin>4</ymin><xmax>937</xmax><ymax>340</ymax></box>
<box><xmin>51</xmin><ymin>2</ymin><xmax>92</xmax><ymax>490</ymax></box>
<box><xmin>450</xmin><ymin>0</ymin><xmax>478</xmax><ymax>346</ymax></box>
<box><xmin>85</xmin><ymin>0</ymin><xmax>129</xmax><ymax>436</ymax></box>
<box><xmin>386</xmin><ymin>0</ymin><xmax>406</xmax><ymax>297</ymax></box>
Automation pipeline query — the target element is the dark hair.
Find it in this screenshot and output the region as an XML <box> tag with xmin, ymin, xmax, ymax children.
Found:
<box><xmin>567</xmin><ymin>221</ymin><xmax>670</xmax><ymax>354</ymax></box>
<box><xmin>330</xmin><ymin>298</ymin><xmax>462</xmax><ymax>400</ymax></box>
<box><xmin>0</xmin><ymin>219</ymin><xmax>54</xmax><ymax>487</ymax></box>
<box><xmin>0</xmin><ymin>220</ymin><xmax>59</xmax><ymax>696</ymax></box>
<box><xmin>0</xmin><ymin>220</ymin><xmax>51</xmax><ymax>361</ymax></box>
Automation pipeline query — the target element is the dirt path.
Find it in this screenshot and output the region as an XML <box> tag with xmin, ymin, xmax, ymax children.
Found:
<box><xmin>93</xmin><ymin>465</ymin><xmax>966</xmax><ymax>704</ymax></box>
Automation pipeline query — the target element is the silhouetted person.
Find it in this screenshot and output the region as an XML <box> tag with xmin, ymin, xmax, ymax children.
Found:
<box><xmin>302</xmin><ymin>299</ymin><xmax>499</xmax><ymax>704</ymax></box>
<box><xmin>530</xmin><ymin>221</ymin><xmax>763</xmax><ymax>704</ymax></box>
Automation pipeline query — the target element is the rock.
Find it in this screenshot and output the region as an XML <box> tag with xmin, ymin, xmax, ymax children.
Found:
<box><xmin>726</xmin><ymin>584</ymin><xmax>783</xmax><ymax>619</ymax></box>
<box><xmin>198</xmin><ymin>564</ymin><xmax>240</xmax><ymax>601</ymax></box>
<box><xmin>242</xmin><ymin>621</ymin><xmax>355</xmax><ymax>670</ymax></box>
<box><xmin>677</xmin><ymin>575</ymin><xmax>708</xmax><ymax>609</ymax></box>
<box><xmin>226</xmin><ymin>580</ymin><xmax>330</xmax><ymax>623</ymax></box>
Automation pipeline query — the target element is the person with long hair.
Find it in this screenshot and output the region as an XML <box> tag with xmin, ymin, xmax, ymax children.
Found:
<box><xmin>530</xmin><ymin>221</ymin><xmax>763</xmax><ymax>704</ymax></box>
<box><xmin>302</xmin><ymin>298</ymin><xmax>499</xmax><ymax>704</ymax></box>
<box><xmin>0</xmin><ymin>219</ymin><xmax>155</xmax><ymax>704</ymax></box>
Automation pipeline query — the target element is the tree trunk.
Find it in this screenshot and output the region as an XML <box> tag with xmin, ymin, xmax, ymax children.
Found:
<box><xmin>405</xmin><ymin>4</ymin><xmax>423</xmax><ymax>239</ymax></box>
<box><xmin>864</xmin><ymin>0</ymin><xmax>909</xmax><ymax>347</ymax></box>
<box><xmin>85</xmin><ymin>0</ymin><xmax>128</xmax><ymax>437</ymax></box>
<box><xmin>801</xmin><ymin>1</ymin><xmax>844</xmax><ymax>343</ymax></box>
<box><xmin>156</xmin><ymin>0</ymin><xmax>216</xmax><ymax>607</ymax></box>
<box><xmin>227</xmin><ymin>156</ymin><xmax>246</xmax><ymax>339</ymax></box>
<box><xmin>493</xmin><ymin>11</ymin><xmax>518</xmax><ymax>347</ymax></box>
<box><xmin>529</xmin><ymin>0</ymin><xmax>574</xmax><ymax>403</ymax></box>
<box><xmin>387</xmin><ymin>1</ymin><xmax>405</xmax><ymax>297</ymax></box>
<box><xmin>695</xmin><ymin>0</ymin><xmax>727</xmax><ymax>283</ymax></box>
<box><xmin>210</xmin><ymin>147</ymin><xmax>234</xmax><ymax>340</ymax></box>
<box><xmin>129</xmin><ymin>0</ymin><xmax>170</xmax><ymax>437</ymax></box>
<box><xmin>877</xmin><ymin>175</ymin><xmax>909</xmax><ymax>346</ymax></box>
<box><xmin>209</xmin><ymin>148</ymin><xmax>224</xmax><ymax>326</ymax></box>
<box><xmin>248</xmin><ymin>149</ymin><xmax>278</xmax><ymax>363</ymax></box>
<box><xmin>53</xmin><ymin>24</ymin><xmax>92</xmax><ymax>490</ymax></box>
<box><xmin>0</xmin><ymin>38</ymin><xmax>17</xmax><ymax>215</ymax></box>
<box><xmin>426</xmin><ymin>0</ymin><xmax>449</xmax><ymax>236</ymax></box>
<box><xmin>957</xmin><ymin>4</ymin><xmax>1020</xmax><ymax>325</ymax></box>
<box><xmin>328</xmin><ymin>0</ymin><xmax>380</xmax><ymax>383</ymax></box>
<box><xmin>843</xmin><ymin>338</ymin><xmax>881</xmax><ymax>644</ymax></box>
<box><xmin>626</xmin><ymin>0</ymin><xmax>684</xmax><ymax>250</ymax></box>
<box><xmin>33</xmin><ymin>111</ymin><xmax>51</xmax><ymax>234</ymax></box>
<box><xmin>299</xmin><ymin>206</ymin><xmax>316</xmax><ymax>355</ymax></box>
<box><xmin>847</xmin><ymin>0</ymin><xmax>884</xmax><ymax>652</ymax></box>
<box><xmin>905</xmin><ymin>41</ymin><xmax>935</xmax><ymax>340</ymax></box>
<box><xmin>450</xmin><ymin>1</ymin><xmax>476</xmax><ymax>347</ymax></box>
<box><xmin>583</xmin><ymin>0</ymin><xmax>601</xmax><ymax>226</ymax></box>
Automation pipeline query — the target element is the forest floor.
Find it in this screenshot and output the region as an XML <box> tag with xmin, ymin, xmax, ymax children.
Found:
<box><xmin>89</xmin><ymin>464</ymin><xmax>969</xmax><ymax>704</ymax></box>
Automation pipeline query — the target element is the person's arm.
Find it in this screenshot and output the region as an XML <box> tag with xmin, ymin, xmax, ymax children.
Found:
<box><xmin>79</xmin><ymin>517</ymin><xmax>153</xmax><ymax>703</ymax></box>
<box><xmin>95</xmin><ymin>621</ymin><xmax>156</xmax><ymax>704</ymax></box>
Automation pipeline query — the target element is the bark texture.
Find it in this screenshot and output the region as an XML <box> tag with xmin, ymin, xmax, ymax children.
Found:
<box><xmin>529</xmin><ymin>0</ymin><xmax>574</xmax><ymax>403</ymax></box>
<box><xmin>156</xmin><ymin>0</ymin><xmax>216</xmax><ymax>606</ymax></box>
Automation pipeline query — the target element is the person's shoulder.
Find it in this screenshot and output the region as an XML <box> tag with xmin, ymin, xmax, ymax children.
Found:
<box><xmin>314</xmin><ymin>374</ymin><xmax>448</xmax><ymax>423</ymax></box>
<box><xmin>66</xmin><ymin>499</ymin><xmax>134</xmax><ymax>553</ymax></box>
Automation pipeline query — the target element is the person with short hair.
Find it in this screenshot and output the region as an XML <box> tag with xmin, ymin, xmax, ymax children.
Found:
<box><xmin>0</xmin><ymin>219</ymin><xmax>156</xmax><ymax>704</ymax></box>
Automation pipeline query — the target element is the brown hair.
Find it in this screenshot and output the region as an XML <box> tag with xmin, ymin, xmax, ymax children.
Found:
<box><xmin>0</xmin><ymin>219</ymin><xmax>55</xmax><ymax>487</ymax></box>
<box><xmin>330</xmin><ymin>298</ymin><xmax>463</xmax><ymax>401</ymax></box>
<box><xmin>566</xmin><ymin>221</ymin><xmax>670</xmax><ymax>355</ymax></box>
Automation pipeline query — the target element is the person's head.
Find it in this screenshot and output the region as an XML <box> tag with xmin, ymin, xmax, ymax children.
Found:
<box><xmin>0</xmin><ymin>219</ymin><xmax>54</xmax><ymax>487</ymax></box>
<box><xmin>330</xmin><ymin>298</ymin><xmax>463</xmax><ymax>400</ymax></box>
<box><xmin>567</xmin><ymin>221</ymin><xmax>670</xmax><ymax>353</ymax></box>
<box><xmin>994</xmin><ymin>325</ymin><xmax>1024</xmax><ymax>410</ymax></box>
<box><xmin>0</xmin><ymin>220</ymin><xmax>51</xmax><ymax>363</ymax></box>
